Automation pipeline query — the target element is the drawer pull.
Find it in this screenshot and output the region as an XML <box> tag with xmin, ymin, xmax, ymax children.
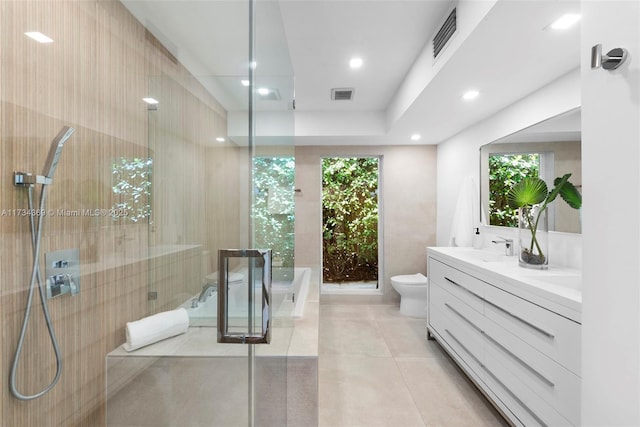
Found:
<box><xmin>444</xmin><ymin>329</ymin><xmax>483</xmax><ymax>366</ymax></box>
<box><xmin>444</xmin><ymin>274</ymin><xmax>555</xmax><ymax>340</ymax></box>
<box><xmin>485</xmin><ymin>333</ymin><xmax>555</xmax><ymax>388</ymax></box>
<box><xmin>444</xmin><ymin>303</ymin><xmax>483</xmax><ymax>334</ymax></box>
<box><xmin>446</xmin><ymin>329</ymin><xmax>550</xmax><ymax>427</ymax></box>
<box><xmin>444</xmin><ymin>277</ymin><xmax>483</xmax><ymax>301</ymax></box>
<box><xmin>446</xmin><ymin>301</ymin><xmax>556</xmax><ymax>388</ymax></box>
<box><xmin>482</xmin><ymin>364</ymin><xmax>549</xmax><ymax>427</ymax></box>
<box><xmin>485</xmin><ymin>299</ymin><xmax>555</xmax><ymax>339</ymax></box>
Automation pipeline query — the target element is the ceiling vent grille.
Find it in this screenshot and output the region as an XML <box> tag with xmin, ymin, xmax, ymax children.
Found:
<box><xmin>433</xmin><ymin>8</ymin><xmax>457</xmax><ymax>59</ymax></box>
<box><xmin>331</xmin><ymin>88</ymin><xmax>355</xmax><ymax>101</ymax></box>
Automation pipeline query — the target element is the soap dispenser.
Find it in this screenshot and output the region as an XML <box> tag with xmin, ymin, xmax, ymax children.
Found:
<box><xmin>472</xmin><ymin>227</ymin><xmax>483</xmax><ymax>249</ymax></box>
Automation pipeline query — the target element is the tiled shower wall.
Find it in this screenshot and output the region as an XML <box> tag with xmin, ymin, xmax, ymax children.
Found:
<box><xmin>1</xmin><ymin>1</ymin><xmax>240</xmax><ymax>426</ymax></box>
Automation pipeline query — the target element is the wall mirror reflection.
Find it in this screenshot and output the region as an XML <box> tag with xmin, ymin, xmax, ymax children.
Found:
<box><xmin>480</xmin><ymin>108</ymin><xmax>582</xmax><ymax>233</ymax></box>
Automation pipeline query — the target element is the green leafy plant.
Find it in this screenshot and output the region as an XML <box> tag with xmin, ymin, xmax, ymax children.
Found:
<box><xmin>322</xmin><ymin>158</ymin><xmax>379</xmax><ymax>283</ymax></box>
<box><xmin>507</xmin><ymin>173</ymin><xmax>582</xmax><ymax>265</ymax></box>
<box><xmin>488</xmin><ymin>153</ymin><xmax>540</xmax><ymax>227</ymax></box>
<box><xmin>112</xmin><ymin>157</ymin><xmax>153</xmax><ymax>223</ymax></box>
<box><xmin>253</xmin><ymin>157</ymin><xmax>295</xmax><ymax>268</ymax></box>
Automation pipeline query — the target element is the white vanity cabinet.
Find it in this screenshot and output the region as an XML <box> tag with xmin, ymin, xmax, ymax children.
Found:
<box><xmin>427</xmin><ymin>248</ymin><xmax>582</xmax><ymax>427</ymax></box>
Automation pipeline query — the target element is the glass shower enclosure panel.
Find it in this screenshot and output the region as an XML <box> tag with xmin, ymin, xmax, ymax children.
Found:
<box><xmin>253</xmin><ymin>0</ymin><xmax>296</xmax><ymax>299</ymax></box>
<box><xmin>105</xmin><ymin>1</ymin><xmax>295</xmax><ymax>426</ymax></box>
<box><xmin>253</xmin><ymin>1</ymin><xmax>297</xmax><ymax>423</ymax></box>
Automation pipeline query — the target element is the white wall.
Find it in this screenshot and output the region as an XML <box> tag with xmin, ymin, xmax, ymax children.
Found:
<box><xmin>436</xmin><ymin>69</ymin><xmax>581</xmax><ymax>246</ymax></box>
<box><xmin>581</xmin><ymin>1</ymin><xmax>640</xmax><ymax>425</ymax></box>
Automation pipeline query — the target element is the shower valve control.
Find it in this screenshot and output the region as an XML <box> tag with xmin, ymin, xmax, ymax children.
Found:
<box><xmin>48</xmin><ymin>274</ymin><xmax>76</xmax><ymax>298</ymax></box>
<box><xmin>45</xmin><ymin>249</ymin><xmax>80</xmax><ymax>299</ymax></box>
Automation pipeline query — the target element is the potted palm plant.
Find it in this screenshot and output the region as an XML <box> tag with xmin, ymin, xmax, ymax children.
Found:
<box><xmin>507</xmin><ymin>173</ymin><xmax>582</xmax><ymax>269</ymax></box>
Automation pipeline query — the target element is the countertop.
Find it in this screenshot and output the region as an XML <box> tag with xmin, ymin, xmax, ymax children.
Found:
<box><xmin>427</xmin><ymin>247</ymin><xmax>582</xmax><ymax>323</ymax></box>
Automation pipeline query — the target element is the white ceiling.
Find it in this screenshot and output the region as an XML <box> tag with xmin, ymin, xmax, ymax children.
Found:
<box><xmin>280</xmin><ymin>1</ymin><xmax>452</xmax><ymax>112</ymax></box>
<box><xmin>122</xmin><ymin>0</ymin><xmax>581</xmax><ymax>146</ymax></box>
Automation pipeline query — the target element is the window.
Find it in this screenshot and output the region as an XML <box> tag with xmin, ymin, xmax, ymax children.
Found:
<box><xmin>253</xmin><ymin>157</ymin><xmax>295</xmax><ymax>269</ymax></box>
<box><xmin>487</xmin><ymin>153</ymin><xmax>540</xmax><ymax>227</ymax></box>
<box><xmin>321</xmin><ymin>157</ymin><xmax>380</xmax><ymax>290</ymax></box>
<box><xmin>111</xmin><ymin>157</ymin><xmax>153</xmax><ymax>223</ymax></box>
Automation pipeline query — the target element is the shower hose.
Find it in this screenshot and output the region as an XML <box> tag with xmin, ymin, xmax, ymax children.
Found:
<box><xmin>10</xmin><ymin>184</ymin><xmax>63</xmax><ymax>400</ymax></box>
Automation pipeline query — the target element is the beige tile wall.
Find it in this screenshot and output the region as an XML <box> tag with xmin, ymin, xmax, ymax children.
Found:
<box><xmin>1</xmin><ymin>1</ymin><xmax>240</xmax><ymax>426</ymax></box>
<box><xmin>294</xmin><ymin>145</ymin><xmax>437</xmax><ymax>304</ymax></box>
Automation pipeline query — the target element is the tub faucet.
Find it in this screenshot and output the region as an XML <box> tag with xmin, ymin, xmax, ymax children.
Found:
<box><xmin>492</xmin><ymin>237</ymin><xmax>514</xmax><ymax>256</ymax></box>
<box><xmin>198</xmin><ymin>283</ymin><xmax>217</xmax><ymax>302</ymax></box>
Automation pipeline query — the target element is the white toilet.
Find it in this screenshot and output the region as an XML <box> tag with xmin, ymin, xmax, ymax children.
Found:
<box><xmin>391</xmin><ymin>273</ymin><xmax>428</xmax><ymax>317</ymax></box>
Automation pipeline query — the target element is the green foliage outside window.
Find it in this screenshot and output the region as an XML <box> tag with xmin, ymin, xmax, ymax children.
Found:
<box><xmin>253</xmin><ymin>157</ymin><xmax>295</xmax><ymax>268</ymax></box>
<box><xmin>112</xmin><ymin>157</ymin><xmax>153</xmax><ymax>223</ymax></box>
<box><xmin>322</xmin><ymin>157</ymin><xmax>378</xmax><ymax>283</ymax></box>
<box><xmin>488</xmin><ymin>153</ymin><xmax>539</xmax><ymax>227</ymax></box>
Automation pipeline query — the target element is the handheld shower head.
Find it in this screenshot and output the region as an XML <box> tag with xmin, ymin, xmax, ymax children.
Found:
<box><xmin>42</xmin><ymin>126</ymin><xmax>74</xmax><ymax>180</ymax></box>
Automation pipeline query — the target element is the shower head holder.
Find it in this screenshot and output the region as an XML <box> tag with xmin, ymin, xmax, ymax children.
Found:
<box><xmin>14</xmin><ymin>171</ymin><xmax>52</xmax><ymax>187</ymax></box>
<box><xmin>13</xmin><ymin>126</ymin><xmax>75</xmax><ymax>188</ymax></box>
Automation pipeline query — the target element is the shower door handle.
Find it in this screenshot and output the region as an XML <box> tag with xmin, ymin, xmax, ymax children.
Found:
<box><xmin>217</xmin><ymin>249</ymin><xmax>272</xmax><ymax>344</ymax></box>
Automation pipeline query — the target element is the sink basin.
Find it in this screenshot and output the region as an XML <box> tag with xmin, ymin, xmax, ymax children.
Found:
<box><xmin>458</xmin><ymin>249</ymin><xmax>510</xmax><ymax>263</ymax></box>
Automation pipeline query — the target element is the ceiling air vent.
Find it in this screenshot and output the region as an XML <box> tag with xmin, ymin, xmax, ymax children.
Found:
<box><xmin>433</xmin><ymin>8</ymin><xmax>457</xmax><ymax>59</ymax></box>
<box><xmin>331</xmin><ymin>88</ymin><xmax>355</xmax><ymax>101</ymax></box>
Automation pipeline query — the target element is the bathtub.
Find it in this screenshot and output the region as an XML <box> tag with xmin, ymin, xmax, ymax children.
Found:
<box><xmin>181</xmin><ymin>267</ymin><xmax>311</xmax><ymax>325</ymax></box>
<box><xmin>107</xmin><ymin>266</ymin><xmax>319</xmax><ymax>426</ymax></box>
<box><xmin>273</xmin><ymin>267</ymin><xmax>310</xmax><ymax>319</ymax></box>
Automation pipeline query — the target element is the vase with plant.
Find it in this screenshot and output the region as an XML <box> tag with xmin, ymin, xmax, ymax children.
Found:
<box><xmin>507</xmin><ymin>173</ymin><xmax>582</xmax><ymax>269</ymax></box>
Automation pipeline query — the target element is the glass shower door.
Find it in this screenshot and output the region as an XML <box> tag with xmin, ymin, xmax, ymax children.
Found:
<box><xmin>106</xmin><ymin>0</ymin><xmax>295</xmax><ymax>426</ymax></box>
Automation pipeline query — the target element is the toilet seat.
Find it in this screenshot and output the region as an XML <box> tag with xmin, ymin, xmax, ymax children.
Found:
<box><xmin>391</xmin><ymin>273</ymin><xmax>427</xmax><ymax>285</ymax></box>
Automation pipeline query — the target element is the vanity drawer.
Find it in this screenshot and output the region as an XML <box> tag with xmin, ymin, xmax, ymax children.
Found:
<box><xmin>483</xmin><ymin>354</ymin><xmax>574</xmax><ymax>427</ymax></box>
<box><xmin>483</xmin><ymin>283</ymin><xmax>581</xmax><ymax>375</ymax></box>
<box><xmin>430</xmin><ymin>302</ymin><xmax>485</xmax><ymax>380</ymax></box>
<box><xmin>430</xmin><ymin>280</ymin><xmax>486</xmax><ymax>336</ymax></box>
<box><xmin>429</xmin><ymin>258</ymin><xmax>485</xmax><ymax>314</ymax></box>
<box><xmin>484</xmin><ymin>317</ymin><xmax>581</xmax><ymax>425</ymax></box>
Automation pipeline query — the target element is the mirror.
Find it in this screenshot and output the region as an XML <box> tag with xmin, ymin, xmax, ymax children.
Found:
<box><xmin>480</xmin><ymin>108</ymin><xmax>581</xmax><ymax>234</ymax></box>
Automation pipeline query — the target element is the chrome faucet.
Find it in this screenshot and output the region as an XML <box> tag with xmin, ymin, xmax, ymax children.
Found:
<box><xmin>198</xmin><ymin>283</ymin><xmax>217</xmax><ymax>303</ymax></box>
<box><xmin>492</xmin><ymin>237</ymin><xmax>514</xmax><ymax>256</ymax></box>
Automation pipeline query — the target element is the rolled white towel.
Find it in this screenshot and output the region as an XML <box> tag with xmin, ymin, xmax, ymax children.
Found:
<box><xmin>123</xmin><ymin>308</ymin><xmax>189</xmax><ymax>352</ymax></box>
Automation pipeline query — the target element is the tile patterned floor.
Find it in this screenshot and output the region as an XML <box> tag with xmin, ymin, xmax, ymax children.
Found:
<box><xmin>318</xmin><ymin>304</ymin><xmax>511</xmax><ymax>427</ymax></box>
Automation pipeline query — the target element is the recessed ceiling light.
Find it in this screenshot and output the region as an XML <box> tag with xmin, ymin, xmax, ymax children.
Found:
<box><xmin>462</xmin><ymin>90</ymin><xmax>479</xmax><ymax>101</ymax></box>
<box><xmin>142</xmin><ymin>97</ymin><xmax>159</xmax><ymax>105</ymax></box>
<box><xmin>410</xmin><ymin>134</ymin><xmax>421</xmax><ymax>141</ymax></box>
<box><xmin>349</xmin><ymin>57</ymin><xmax>363</xmax><ymax>69</ymax></box>
<box><xmin>216</xmin><ymin>137</ymin><xmax>226</xmax><ymax>142</ymax></box>
<box><xmin>241</xmin><ymin>80</ymin><xmax>250</xmax><ymax>87</ymax></box>
<box><xmin>24</xmin><ymin>32</ymin><xmax>53</xmax><ymax>43</ymax></box>
<box><xmin>257</xmin><ymin>88</ymin><xmax>270</xmax><ymax>96</ymax></box>
<box><xmin>550</xmin><ymin>14</ymin><xmax>581</xmax><ymax>30</ymax></box>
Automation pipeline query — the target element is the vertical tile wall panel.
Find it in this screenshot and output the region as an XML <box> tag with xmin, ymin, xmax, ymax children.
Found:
<box><xmin>1</xmin><ymin>1</ymin><xmax>239</xmax><ymax>426</ymax></box>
